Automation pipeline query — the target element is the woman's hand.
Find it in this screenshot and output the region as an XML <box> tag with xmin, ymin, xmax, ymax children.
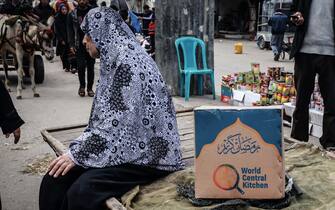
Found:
<box><xmin>48</xmin><ymin>153</ymin><xmax>75</xmax><ymax>178</ymax></box>
<box><xmin>69</xmin><ymin>47</ymin><xmax>76</xmax><ymax>55</ymax></box>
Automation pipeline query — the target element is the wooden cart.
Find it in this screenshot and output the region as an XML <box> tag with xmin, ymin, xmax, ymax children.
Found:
<box><xmin>41</xmin><ymin>108</ymin><xmax>195</xmax><ymax>165</ymax></box>
<box><xmin>40</xmin><ymin>108</ymin><xmax>322</xmax><ymax>209</ymax></box>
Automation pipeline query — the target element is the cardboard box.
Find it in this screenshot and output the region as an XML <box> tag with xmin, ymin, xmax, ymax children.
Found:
<box><xmin>195</xmin><ymin>106</ymin><xmax>285</xmax><ymax>199</ymax></box>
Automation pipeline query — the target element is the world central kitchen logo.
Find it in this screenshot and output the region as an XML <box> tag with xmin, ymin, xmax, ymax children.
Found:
<box><xmin>213</xmin><ymin>165</ymin><xmax>269</xmax><ymax>195</ymax></box>
<box><xmin>241</xmin><ymin>167</ymin><xmax>269</xmax><ymax>189</ymax></box>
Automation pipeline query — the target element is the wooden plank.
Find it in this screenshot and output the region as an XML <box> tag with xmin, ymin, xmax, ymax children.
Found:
<box><xmin>42</xmin><ymin>111</ymin><xmax>196</xmax><ymax>159</ymax></box>
<box><xmin>178</xmin><ymin>128</ymin><xmax>193</xmax><ymax>136</ymax></box>
<box><xmin>180</xmin><ymin>134</ymin><xmax>193</xmax><ymax>141</ymax></box>
<box><xmin>182</xmin><ymin>157</ymin><xmax>195</xmax><ymax>167</ymax></box>
<box><xmin>176</xmin><ymin>112</ymin><xmax>194</xmax><ymax>117</ymax></box>
<box><xmin>182</xmin><ymin>149</ymin><xmax>195</xmax><ymax>160</ymax></box>
<box><xmin>41</xmin><ymin>129</ymin><xmax>67</xmax><ymax>156</ymax></box>
<box><xmin>50</xmin><ymin>127</ymin><xmax>85</xmax><ymax>137</ymax></box>
<box><xmin>181</xmin><ymin>141</ymin><xmax>193</xmax><ymax>148</ymax></box>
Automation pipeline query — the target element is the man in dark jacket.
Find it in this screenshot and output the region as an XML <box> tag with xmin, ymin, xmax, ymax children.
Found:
<box><xmin>0</xmin><ymin>81</ymin><xmax>24</xmax><ymax>144</ymax></box>
<box><xmin>32</xmin><ymin>0</ymin><xmax>54</xmax><ymax>25</ymax></box>
<box><xmin>290</xmin><ymin>0</ymin><xmax>335</xmax><ymax>151</ymax></box>
<box><xmin>268</xmin><ymin>8</ymin><xmax>288</xmax><ymax>61</ymax></box>
<box><xmin>67</xmin><ymin>0</ymin><xmax>95</xmax><ymax>97</ymax></box>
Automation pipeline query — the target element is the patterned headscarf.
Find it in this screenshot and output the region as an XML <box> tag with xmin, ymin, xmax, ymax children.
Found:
<box><xmin>68</xmin><ymin>7</ymin><xmax>184</xmax><ymax>171</ymax></box>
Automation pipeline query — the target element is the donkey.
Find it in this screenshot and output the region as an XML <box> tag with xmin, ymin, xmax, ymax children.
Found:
<box><xmin>0</xmin><ymin>14</ymin><xmax>54</xmax><ymax>99</ymax></box>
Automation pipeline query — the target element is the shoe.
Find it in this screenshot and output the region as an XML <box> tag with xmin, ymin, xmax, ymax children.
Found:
<box><xmin>87</xmin><ymin>89</ymin><xmax>95</xmax><ymax>97</ymax></box>
<box><xmin>71</xmin><ymin>68</ymin><xmax>77</xmax><ymax>74</ymax></box>
<box><xmin>64</xmin><ymin>68</ymin><xmax>70</xmax><ymax>72</ymax></box>
<box><xmin>78</xmin><ymin>88</ymin><xmax>85</xmax><ymax>97</ymax></box>
<box><xmin>274</xmin><ymin>54</ymin><xmax>280</xmax><ymax>61</ymax></box>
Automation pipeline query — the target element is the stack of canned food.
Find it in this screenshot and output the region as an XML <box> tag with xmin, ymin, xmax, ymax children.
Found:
<box><xmin>221</xmin><ymin>64</ymin><xmax>297</xmax><ymax>106</ymax></box>
<box><xmin>263</xmin><ymin>67</ymin><xmax>296</xmax><ymax>105</ymax></box>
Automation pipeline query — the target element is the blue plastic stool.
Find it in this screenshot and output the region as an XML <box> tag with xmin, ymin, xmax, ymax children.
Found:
<box><xmin>175</xmin><ymin>37</ymin><xmax>216</xmax><ymax>101</ymax></box>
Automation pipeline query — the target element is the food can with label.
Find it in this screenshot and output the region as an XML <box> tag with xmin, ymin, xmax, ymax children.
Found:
<box><xmin>267</xmin><ymin>67</ymin><xmax>274</xmax><ymax>77</ymax></box>
<box><xmin>281</xmin><ymin>96</ymin><xmax>289</xmax><ymax>104</ymax></box>
<box><xmin>276</xmin><ymin>93</ymin><xmax>282</xmax><ymax>102</ymax></box>
<box><xmin>282</xmin><ymin>85</ymin><xmax>291</xmax><ymax>96</ymax></box>
<box><xmin>277</xmin><ymin>83</ymin><xmax>284</xmax><ymax>94</ymax></box>
<box><xmin>285</xmin><ymin>74</ymin><xmax>293</xmax><ymax>85</ymax></box>
<box><xmin>251</xmin><ymin>63</ymin><xmax>260</xmax><ymax>74</ymax></box>
<box><xmin>261</xmin><ymin>94</ymin><xmax>268</xmax><ymax>105</ymax></box>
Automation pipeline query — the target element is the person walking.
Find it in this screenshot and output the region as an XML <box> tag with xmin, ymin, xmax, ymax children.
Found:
<box><xmin>290</xmin><ymin>0</ymin><xmax>335</xmax><ymax>151</ymax></box>
<box><xmin>32</xmin><ymin>0</ymin><xmax>54</xmax><ymax>25</ymax></box>
<box><xmin>67</xmin><ymin>0</ymin><xmax>95</xmax><ymax>97</ymax></box>
<box><xmin>51</xmin><ymin>0</ymin><xmax>75</xmax><ymax>13</ymax></box>
<box><xmin>268</xmin><ymin>8</ymin><xmax>288</xmax><ymax>61</ymax></box>
<box><xmin>39</xmin><ymin>7</ymin><xmax>183</xmax><ymax>210</ymax></box>
<box><xmin>55</xmin><ymin>4</ymin><xmax>70</xmax><ymax>72</ymax></box>
<box><xmin>133</xmin><ymin>4</ymin><xmax>153</xmax><ymax>36</ymax></box>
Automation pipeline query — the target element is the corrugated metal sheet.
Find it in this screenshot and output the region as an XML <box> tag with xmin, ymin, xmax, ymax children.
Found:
<box><xmin>155</xmin><ymin>0</ymin><xmax>215</xmax><ymax>95</ymax></box>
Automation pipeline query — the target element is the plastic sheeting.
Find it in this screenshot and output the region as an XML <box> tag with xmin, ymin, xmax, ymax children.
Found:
<box><xmin>121</xmin><ymin>144</ymin><xmax>335</xmax><ymax>210</ymax></box>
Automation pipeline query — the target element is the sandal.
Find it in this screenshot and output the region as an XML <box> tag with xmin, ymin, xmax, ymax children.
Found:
<box><xmin>87</xmin><ymin>89</ymin><xmax>95</xmax><ymax>97</ymax></box>
<box><xmin>78</xmin><ymin>88</ymin><xmax>85</xmax><ymax>97</ymax></box>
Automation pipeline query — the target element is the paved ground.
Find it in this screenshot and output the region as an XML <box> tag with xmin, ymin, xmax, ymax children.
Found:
<box><xmin>0</xmin><ymin>39</ymin><xmax>294</xmax><ymax>210</ymax></box>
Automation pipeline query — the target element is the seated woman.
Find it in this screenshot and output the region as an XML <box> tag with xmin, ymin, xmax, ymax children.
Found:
<box><xmin>39</xmin><ymin>7</ymin><xmax>184</xmax><ymax>210</ymax></box>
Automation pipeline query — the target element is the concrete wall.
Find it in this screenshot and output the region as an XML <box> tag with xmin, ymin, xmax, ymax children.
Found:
<box><xmin>155</xmin><ymin>0</ymin><xmax>215</xmax><ymax>96</ymax></box>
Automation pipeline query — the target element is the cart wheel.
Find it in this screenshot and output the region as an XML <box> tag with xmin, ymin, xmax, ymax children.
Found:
<box><xmin>34</xmin><ymin>55</ymin><xmax>45</xmax><ymax>84</ymax></box>
<box><xmin>257</xmin><ymin>37</ymin><xmax>266</xmax><ymax>49</ymax></box>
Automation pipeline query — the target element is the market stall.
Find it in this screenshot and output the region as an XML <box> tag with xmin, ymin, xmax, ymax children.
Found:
<box><xmin>220</xmin><ymin>64</ymin><xmax>324</xmax><ymax>139</ymax></box>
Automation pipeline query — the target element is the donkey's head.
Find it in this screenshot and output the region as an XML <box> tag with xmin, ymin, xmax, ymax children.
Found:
<box><xmin>25</xmin><ymin>15</ymin><xmax>55</xmax><ymax>61</ymax></box>
<box><xmin>38</xmin><ymin>27</ymin><xmax>54</xmax><ymax>60</ymax></box>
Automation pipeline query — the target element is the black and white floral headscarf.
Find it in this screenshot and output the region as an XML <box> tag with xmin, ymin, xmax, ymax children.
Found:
<box><xmin>67</xmin><ymin>7</ymin><xmax>184</xmax><ymax>171</ymax></box>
